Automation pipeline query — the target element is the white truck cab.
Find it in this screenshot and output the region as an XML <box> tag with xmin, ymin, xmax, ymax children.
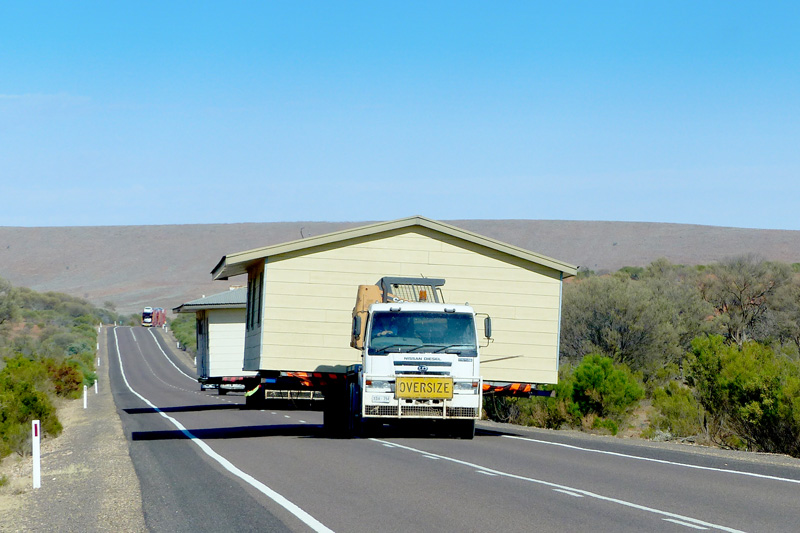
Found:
<box><xmin>348</xmin><ymin>278</ymin><xmax>490</xmax><ymax>438</ymax></box>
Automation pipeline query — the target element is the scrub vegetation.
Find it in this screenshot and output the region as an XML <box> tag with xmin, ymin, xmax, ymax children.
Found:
<box><xmin>0</xmin><ymin>277</ymin><xmax>121</xmax><ymax>458</ymax></box>
<box><xmin>169</xmin><ymin>312</ymin><xmax>197</xmax><ymax>355</ymax></box>
<box><xmin>485</xmin><ymin>256</ymin><xmax>800</xmax><ymax>458</ymax></box>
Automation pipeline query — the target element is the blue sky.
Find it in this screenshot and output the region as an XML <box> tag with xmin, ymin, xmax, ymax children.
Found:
<box><xmin>1</xmin><ymin>2</ymin><xmax>798</xmax><ymax>229</ymax></box>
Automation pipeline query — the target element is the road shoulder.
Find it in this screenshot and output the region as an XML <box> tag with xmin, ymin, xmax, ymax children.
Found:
<box><xmin>0</xmin><ymin>326</ymin><xmax>146</xmax><ymax>532</ymax></box>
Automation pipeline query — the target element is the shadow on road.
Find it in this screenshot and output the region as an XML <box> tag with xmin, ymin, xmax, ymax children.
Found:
<box><xmin>132</xmin><ymin>423</ymin><xmax>323</xmax><ymax>441</ymax></box>
<box><xmin>124</xmin><ymin>403</ymin><xmax>244</xmax><ymax>415</ymax></box>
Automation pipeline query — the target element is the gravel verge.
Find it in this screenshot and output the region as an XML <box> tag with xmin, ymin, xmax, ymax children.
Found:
<box><xmin>0</xmin><ymin>327</ymin><xmax>146</xmax><ymax>532</ymax></box>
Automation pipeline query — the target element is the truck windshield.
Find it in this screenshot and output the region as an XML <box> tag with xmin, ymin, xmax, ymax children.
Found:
<box><xmin>368</xmin><ymin>311</ymin><xmax>477</xmax><ymax>356</ymax></box>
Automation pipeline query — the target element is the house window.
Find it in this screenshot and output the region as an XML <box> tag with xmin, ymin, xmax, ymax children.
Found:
<box><xmin>246</xmin><ymin>268</ymin><xmax>264</xmax><ymax>331</ymax></box>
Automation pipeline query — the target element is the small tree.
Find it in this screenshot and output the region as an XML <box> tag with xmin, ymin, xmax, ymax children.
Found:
<box><xmin>686</xmin><ymin>335</ymin><xmax>800</xmax><ymax>457</ymax></box>
<box><xmin>699</xmin><ymin>256</ymin><xmax>791</xmax><ymax>348</ymax></box>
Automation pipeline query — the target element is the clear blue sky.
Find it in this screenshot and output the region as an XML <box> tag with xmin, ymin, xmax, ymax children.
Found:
<box><xmin>2</xmin><ymin>2</ymin><xmax>798</xmax><ymax>230</ymax></box>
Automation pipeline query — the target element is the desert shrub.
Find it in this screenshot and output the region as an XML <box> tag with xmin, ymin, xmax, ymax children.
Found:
<box><xmin>686</xmin><ymin>335</ymin><xmax>800</xmax><ymax>457</ymax></box>
<box><xmin>485</xmin><ymin>373</ymin><xmax>580</xmax><ymax>429</ymax></box>
<box><xmin>571</xmin><ymin>354</ymin><xmax>644</xmax><ymax>420</ymax></box>
<box><xmin>170</xmin><ymin>313</ymin><xmax>197</xmax><ymax>354</ymax></box>
<box><xmin>648</xmin><ymin>381</ymin><xmax>703</xmax><ymax>439</ymax></box>
<box><xmin>46</xmin><ymin>359</ymin><xmax>84</xmax><ymax>398</ymax></box>
<box><xmin>643</xmin><ymin>363</ymin><xmax>681</xmax><ymax>396</ymax></box>
<box><xmin>0</xmin><ymin>357</ymin><xmax>62</xmax><ymax>458</ymax></box>
<box><xmin>484</xmin><ymin>356</ymin><xmax>644</xmax><ymax>435</ymax></box>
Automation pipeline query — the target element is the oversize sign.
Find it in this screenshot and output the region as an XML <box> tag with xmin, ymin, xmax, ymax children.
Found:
<box><xmin>395</xmin><ymin>377</ymin><xmax>453</xmax><ymax>399</ymax></box>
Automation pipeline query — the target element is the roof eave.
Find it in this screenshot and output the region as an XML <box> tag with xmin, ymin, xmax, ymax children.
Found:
<box><xmin>211</xmin><ymin>215</ymin><xmax>578</xmax><ymax>280</ymax></box>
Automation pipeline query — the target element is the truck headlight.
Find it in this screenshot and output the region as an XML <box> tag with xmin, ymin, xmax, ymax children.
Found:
<box><xmin>365</xmin><ymin>380</ymin><xmax>391</xmax><ymax>392</ymax></box>
<box><xmin>454</xmin><ymin>381</ymin><xmax>480</xmax><ymax>394</ymax></box>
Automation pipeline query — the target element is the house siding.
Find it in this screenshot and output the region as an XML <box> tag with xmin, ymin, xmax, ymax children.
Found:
<box><xmin>207</xmin><ymin>308</ymin><xmax>252</xmax><ymax>377</ymax></box>
<box><xmin>254</xmin><ymin>227</ymin><xmax>563</xmax><ymax>384</ymax></box>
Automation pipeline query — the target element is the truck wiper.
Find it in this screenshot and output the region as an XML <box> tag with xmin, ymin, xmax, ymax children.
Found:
<box><xmin>433</xmin><ymin>344</ymin><xmax>468</xmax><ymax>353</ymax></box>
<box><xmin>406</xmin><ymin>344</ymin><xmax>445</xmax><ymax>353</ymax></box>
<box><xmin>375</xmin><ymin>344</ymin><xmax>420</xmax><ymax>354</ymax></box>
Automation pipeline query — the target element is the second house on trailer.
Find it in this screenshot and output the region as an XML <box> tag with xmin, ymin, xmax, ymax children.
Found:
<box><xmin>173</xmin><ymin>287</ymin><xmax>256</xmax><ymax>394</ymax></box>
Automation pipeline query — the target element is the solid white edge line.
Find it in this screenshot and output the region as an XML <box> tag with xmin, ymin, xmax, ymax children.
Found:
<box><xmin>372</xmin><ymin>438</ymin><xmax>747</xmax><ymax>533</ymax></box>
<box><xmin>553</xmin><ymin>489</ymin><xmax>583</xmax><ymax>498</ymax></box>
<box><xmin>114</xmin><ymin>327</ymin><xmax>334</xmax><ymax>533</ymax></box>
<box><xmin>502</xmin><ymin>435</ymin><xmax>800</xmax><ymax>485</ymax></box>
<box><xmin>145</xmin><ymin>327</ymin><xmax>197</xmax><ymax>381</ymax></box>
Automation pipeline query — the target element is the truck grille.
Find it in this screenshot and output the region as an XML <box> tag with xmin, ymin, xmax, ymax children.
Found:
<box><xmin>402</xmin><ymin>405</ymin><xmax>444</xmax><ymax>417</ymax></box>
<box><xmin>447</xmin><ymin>407</ymin><xmax>480</xmax><ymax>418</ymax></box>
<box><xmin>365</xmin><ymin>404</ymin><xmax>479</xmax><ymax>419</ymax></box>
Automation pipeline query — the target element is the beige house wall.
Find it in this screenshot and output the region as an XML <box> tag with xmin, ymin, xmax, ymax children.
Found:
<box><xmin>252</xmin><ymin>227</ymin><xmax>563</xmax><ymax>384</ymax></box>
<box><xmin>207</xmin><ymin>308</ymin><xmax>253</xmax><ymax>377</ymax></box>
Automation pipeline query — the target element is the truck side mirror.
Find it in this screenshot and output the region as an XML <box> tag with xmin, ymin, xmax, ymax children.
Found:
<box><xmin>484</xmin><ymin>316</ymin><xmax>492</xmax><ymax>339</ymax></box>
<box><xmin>351</xmin><ymin>315</ymin><xmax>365</xmax><ymax>350</ymax></box>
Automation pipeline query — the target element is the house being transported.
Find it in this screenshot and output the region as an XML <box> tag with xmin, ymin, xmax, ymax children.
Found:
<box><xmin>211</xmin><ymin>216</ymin><xmax>577</xmax><ymax>397</ymax></box>
<box><xmin>173</xmin><ymin>287</ymin><xmax>256</xmax><ymax>394</ymax></box>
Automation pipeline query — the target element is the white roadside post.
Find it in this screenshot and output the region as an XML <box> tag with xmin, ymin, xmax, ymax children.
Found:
<box><xmin>83</xmin><ymin>385</ymin><xmax>88</xmax><ymax>409</ymax></box>
<box><xmin>32</xmin><ymin>420</ymin><xmax>41</xmax><ymax>489</ymax></box>
<box><xmin>95</xmin><ymin>379</ymin><xmax>98</xmax><ymax>394</ymax></box>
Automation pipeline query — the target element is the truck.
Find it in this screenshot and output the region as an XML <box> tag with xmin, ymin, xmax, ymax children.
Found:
<box><xmin>142</xmin><ymin>307</ymin><xmax>166</xmax><ymax>328</ymax></box>
<box><xmin>244</xmin><ymin>277</ymin><xmax>489</xmax><ymax>438</ymax></box>
<box><xmin>141</xmin><ymin>306</ymin><xmax>154</xmax><ymax>327</ymax></box>
<box><xmin>345</xmin><ymin>277</ymin><xmax>487</xmax><ymax>438</ymax></box>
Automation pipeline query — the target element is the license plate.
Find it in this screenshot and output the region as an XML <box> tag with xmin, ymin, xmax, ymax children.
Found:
<box><xmin>395</xmin><ymin>377</ymin><xmax>453</xmax><ymax>399</ymax></box>
<box><xmin>371</xmin><ymin>394</ymin><xmax>393</xmax><ymax>404</ymax></box>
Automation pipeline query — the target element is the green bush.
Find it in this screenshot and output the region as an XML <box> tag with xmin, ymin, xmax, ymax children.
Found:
<box><xmin>169</xmin><ymin>313</ymin><xmax>197</xmax><ymax>354</ymax></box>
<box><xmin>572</xmin><ymin>354</ymin><xmax>644</xmax><ymax>421</ymax></box>
<box><xmin>648</xmin><ymin>381</ymin><xmax>703</xmax><ymax>438</ymax></box>
<box><xmin>0</xmin><ymin>356</ymin><xmax>63</xmax><ymax>458</ymax></box>
<box><xmin>484</xmin><ymin>356</ymin><xmax>644</xmax><ymax>435</ymax></box>
<box><xmin>686</xmin><ymin>335</ymin><xmax>800</xmax><ymax>457</ymax></box>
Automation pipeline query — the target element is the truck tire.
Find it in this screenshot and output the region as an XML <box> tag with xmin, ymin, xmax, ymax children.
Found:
<box><xmin>218</xmin><ymin>387</ymin><xmax>228</xmax><ymax>395</ymax></box>
<box><xmin>323</xmin><ymin>380</ymin><xmax>360</xmax><ymax>438</ymax></box>
<box><xmin>453</xmin><ymin>419</ymin><xmax>476</xmax><ymax>439</ymax></box>
<box><xmin>322</xmin><ymin>389</ymin><xmax>346</xmax><ymax>437</ymax></box>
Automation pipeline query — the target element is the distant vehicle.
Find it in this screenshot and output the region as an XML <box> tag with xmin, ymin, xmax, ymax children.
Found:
<box><xmin>152</xmin><ymin>307</ymin><xmax>166</xmax><ymax>327</ymax></box>
<box><xmin>142</xmin><ymin>307</ymin><xmax>165</xmax><ymax>327</ymax></box>
<box><xmin>141</xmin><ymin>307</ymin><xmax>153</xmax><ymax>327</ymax></box>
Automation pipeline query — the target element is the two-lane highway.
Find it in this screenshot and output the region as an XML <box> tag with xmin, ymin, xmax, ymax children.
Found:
<box><xmin>108</xmin><ymin>326</ymin><xmax>800</xmax><ymax>532</ymax></box>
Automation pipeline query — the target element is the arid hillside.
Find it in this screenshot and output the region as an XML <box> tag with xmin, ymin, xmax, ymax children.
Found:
<box><xmin>1</xmin><ymin>219</ymin><xmax>799</xmax><ymax>315</ymax></box>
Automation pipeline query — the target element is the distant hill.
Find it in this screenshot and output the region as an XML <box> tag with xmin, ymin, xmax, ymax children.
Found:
<box><xmin>2</xmin><ymin>220</ymin><xmax>799</xmax><ymax>315</ymax></box>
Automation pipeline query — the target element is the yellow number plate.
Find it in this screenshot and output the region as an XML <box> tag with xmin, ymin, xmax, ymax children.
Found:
<box><xmin>395</xmin><ymin>377</ymin><xmax>453</xmax><ymax>399</ymax></box>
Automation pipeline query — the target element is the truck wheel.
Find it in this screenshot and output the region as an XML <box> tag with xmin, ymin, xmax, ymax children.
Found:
<box><xmin>453</xmin><ymin>419</ymin><xmax>475</xmax><ymax>439</ymax></box>
<box><xmin>219</xmin><ymin>388</ymin><xmax>228</xmax><ymax>395</ymax></box>
<box><xmin>323</xmin><ymin>382</ymin><xmax>354</xmax><ymax>438</ymax></box>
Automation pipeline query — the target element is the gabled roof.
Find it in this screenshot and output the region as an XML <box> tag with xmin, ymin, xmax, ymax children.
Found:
<box><xmin>211</xmin><ymin>216</ymin><xmax>578</xmax><ymax>280</ymax></box>
<box><xmin>173</xmin><ymin>287</ymin><xmax>247</xmax><ymax>313</ymax></box>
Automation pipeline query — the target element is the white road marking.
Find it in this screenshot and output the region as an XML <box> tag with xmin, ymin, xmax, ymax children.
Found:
<box><xmin>146</xmin><ymin>328</ymin><xmax>197</xmax><ymax>381</ymax></box>
<box><xmin>372</xmin><ymin>438</ymin><xmax>747</xmax><ymax>533</ymax></box>
<box><xmin>664</xmin><ymin>518</ymin><xmax>709</xmax><ymax>530</ymax></box>
<box><xmin>553</xmin><ymin>489</ymin><xmax>583</xmax><ymax>497</ymax></box>
<box><xmin>503</xmin><ymin>435</ymin><xmax>800</xmax><ymax>485</ymax></box>
<box><xmin>113</xmin><ymin>328</ymin><xmax>334</xmax><ymax>533</ymax></box>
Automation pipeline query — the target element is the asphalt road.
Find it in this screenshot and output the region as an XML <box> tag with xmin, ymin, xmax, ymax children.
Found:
<box><xmin>109</xmin><ymin>326</ymin><xmax>800</xmax><ymax>533</ymax></box>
